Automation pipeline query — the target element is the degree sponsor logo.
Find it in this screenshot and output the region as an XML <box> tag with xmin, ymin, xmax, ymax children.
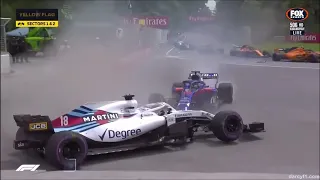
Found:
<box><xmin>286</xmin><ymin>8</ymin><xmax>309</xmax><ymax>21</ymax></box>
<box><xmin>175</xmin><ymin>113</ymin><xmax>192</xmax><ymax>118</ymax></box>
<box><xmin>142</xmin><ymin>113</ymin><xmax>153</xmax><ymax>117</ymax></box>
<box><xmin>99</xmin><ymin>128</ymin><xmax>142</xmax><ymax>140</ymax></box>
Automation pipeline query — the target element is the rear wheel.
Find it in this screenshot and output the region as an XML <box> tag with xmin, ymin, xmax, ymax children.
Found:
<box><xmin>45</xmin><ymin>131</ymin><xmax>88</xmax><ymax>170</ymax></box>
<box><xmin>272</xmin><ymin>53</ymin><xmax>281</xmax><ymax>61</ymax></box>
<box><xmin>210</xmin><ymin>111</ymin><xmax>243</xmax><ymax>142</ymax></box>
<box><xmin>217</xmin><ymin>83</ymin><xmax>233</xmax><ymax>104</ymax></box>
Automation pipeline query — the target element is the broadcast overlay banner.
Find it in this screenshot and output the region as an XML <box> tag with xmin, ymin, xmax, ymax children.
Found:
<box><xmin>16</xmin><ymin>9</ymin><xmax>59</xmax><ymax>27</ymax></box>
<box><xmin>16</xmin><ymin>21</ymin><xmax>59</xmax><ymax>28</ymax></box>
<box><xmin>16</xmin><ymin>9</ymin><xmax>58</xmax><ymax>20</ymax></box>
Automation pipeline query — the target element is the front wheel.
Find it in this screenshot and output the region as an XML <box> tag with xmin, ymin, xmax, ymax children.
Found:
<box><xmin>210</xmin><ymin>111</ymin><xmax>244</xmax><ymax>142</ymax></box>
<box><xmin>308</xmin><ymin>54</ymin><xmax>319</xmax><ymax>63</ymax></box>
<box><xmin>262</xmin><ymin>50</ymin><xmax>271</xmax><ymax>57</ymax></box>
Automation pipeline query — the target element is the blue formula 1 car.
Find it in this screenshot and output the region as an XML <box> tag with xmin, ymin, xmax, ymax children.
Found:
<box><xmin>149</xmin><ymin>71</ymin><xmax>233</xmax><ymax>111</ymax></box>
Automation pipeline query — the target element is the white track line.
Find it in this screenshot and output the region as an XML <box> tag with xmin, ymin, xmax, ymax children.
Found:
<box><xmin>222</xmin><ymin>62</ymin><xmax>320</xmax><ymax>70</ymax></box>
<box><xmin>165</xmin><ymin>47</ymin><xmax>175</xmax><ymax>56</ymax></box>
<box><xmin>165</xmin><ymin>56</ymin><xmax>187</xmax><ymax>60</ymax></box>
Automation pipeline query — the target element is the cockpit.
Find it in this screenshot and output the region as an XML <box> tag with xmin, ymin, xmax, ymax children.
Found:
<box><xmin>183</xmin><ymin>80</ymin><xmax>206</xmax><ymax>92</ymax></box>
<box><xmin>240</xmin><ymin>45</ymin><xmax>254</xmax><ymax>51</ymax></box>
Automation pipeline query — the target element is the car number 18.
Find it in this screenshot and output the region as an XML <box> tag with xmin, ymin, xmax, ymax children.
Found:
<box><xmin>60</xmin><ymin>116</ymin><xmax>69</xmax><ymax>126</ymax></box>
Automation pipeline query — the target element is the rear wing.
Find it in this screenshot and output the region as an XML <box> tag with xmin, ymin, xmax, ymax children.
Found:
<box><xmin>232</xmin><ymin>44</ymin><xmax>242</xmax><ymax>48</ymax></box>
<box><xmin>13</xmin><ymin>114</ymin><xmax>54</xmax><ymax>132</ymax></box>
<box><xmin>188</xmin><ymin>72</ymin><xmax>219</xmax><ymax>79</ymax></box>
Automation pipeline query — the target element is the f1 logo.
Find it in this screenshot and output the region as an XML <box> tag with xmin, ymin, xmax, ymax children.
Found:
<box><xmin>16</xmin><ymin>164</ymin><xmax>40</xmax><ymax>171</ymax></box>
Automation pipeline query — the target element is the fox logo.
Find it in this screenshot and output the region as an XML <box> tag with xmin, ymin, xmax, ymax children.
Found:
<box><xmin>286</xmin><ymin>8</ymin><xmax>309</xmax><ymax>21</ymax></box>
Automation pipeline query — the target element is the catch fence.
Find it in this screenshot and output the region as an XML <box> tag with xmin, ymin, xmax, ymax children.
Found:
<box><xmin>1</xmin><ymin>18</ymin><xmax>11</xmax><ymax>52</ymax></box>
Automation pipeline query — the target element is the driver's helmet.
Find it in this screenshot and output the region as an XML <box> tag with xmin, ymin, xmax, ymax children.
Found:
<box><xmin>191</xmin><ymin>74</ymin><xmax>201</xmax><ymax>81</ymax></box>
<box><xmin>184</xmin><ymin>82</ymin><xmax>190</xmax><ymax>89</ymax></box>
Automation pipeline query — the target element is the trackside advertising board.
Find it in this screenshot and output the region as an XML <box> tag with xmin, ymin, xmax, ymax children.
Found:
<box><xmin>124</xmin><ymin>16</ymin><xmax>169</xmax><ymax>29</ymax></box>
<box><xmin>286</xmin><ymin>33</ymin><xmax>320</xmax><ymax>43</ymax></box>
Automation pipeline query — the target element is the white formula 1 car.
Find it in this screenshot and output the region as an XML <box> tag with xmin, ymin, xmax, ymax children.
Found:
<box><xmin>13</xmin><ymin>95</ymin><xmax>265</xmax><ymax>170</ymax></box>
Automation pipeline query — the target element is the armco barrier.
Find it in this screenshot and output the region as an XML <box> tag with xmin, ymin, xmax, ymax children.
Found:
<box><xmin>1</xmin><ymin>52</ymin><xmax>11</xmax><ymax>74</ymax></box>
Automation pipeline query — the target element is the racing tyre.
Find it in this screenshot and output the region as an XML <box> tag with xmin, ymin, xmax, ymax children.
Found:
<box><xmin>210</xmin><ymin>111</ymin><xmax>243</xmax><ymax>142</ymax></box>
<box><xmin>309</xmin><ymin>54</ymin><xmax>319</xmax><ymax>63</ymax></box>
<box><xmin>272</xmin><ymin>53</ymin><xmax>281</xmax><ymax>61</ymax></box>
<box><xmin>262</xmin><ymin>51</ymin><xmax>271</xmax><ymax>57</ymax></box>
<box><xmin>148</xmin><ymin>93</ymin><xmax>166</xmax><ymax>103</ymax></box>
<box><xmin>172</xmin><ymin>82</ymin><xmax>183</xmax><ymax>91</ymax></box>
<box><xmin>172</xmin><ymin>82</ymin><xmax>183</xmax><ymax>97</ymax></box>
<box><xmin>45</xmin><ymin>131</ymin><xmax>88</xmax><ymax>170</ymax></box>
<box><xmin>217</xmin><ymin>83</ymin><xmax>233</xmax><ymax>104</ymax></box>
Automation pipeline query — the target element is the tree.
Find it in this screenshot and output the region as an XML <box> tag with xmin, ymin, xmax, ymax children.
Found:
<box><xmin>214</xmin><ymin>0</ymin><xmax>245</xmax><ymax>26</ymax></box>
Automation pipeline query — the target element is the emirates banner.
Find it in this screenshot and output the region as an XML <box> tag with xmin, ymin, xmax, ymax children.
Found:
<box><xmin>124</xmin><ymin>16</ymin><xmax>169</xmax><ymax>29</ymax></box>
<box><xmin>286</xmin><ymin>33</ymin><xmax>320</xmax><ymax>43</ymax></box>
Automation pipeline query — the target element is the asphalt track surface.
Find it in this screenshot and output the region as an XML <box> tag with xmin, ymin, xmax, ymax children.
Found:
<box><xmin>1</xmin><ymin>43</ymin><xmax>319</xmax><ymax>177</ymax></box>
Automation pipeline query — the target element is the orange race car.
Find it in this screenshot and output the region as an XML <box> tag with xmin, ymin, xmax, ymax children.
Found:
<box><xmin>272</xmin><ymin>47</ymin><xmax>320</xmax><ymax>63</ymax></box>
<box><xmin>230</xmin><ymin>45</ymin><xmax>271</xmax><ymax>58</ymax></box>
